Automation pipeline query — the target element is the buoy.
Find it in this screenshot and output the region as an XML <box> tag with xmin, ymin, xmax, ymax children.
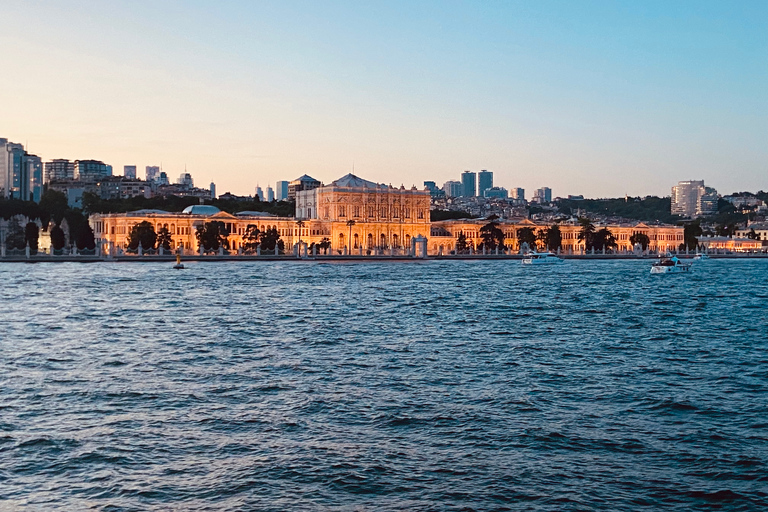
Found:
<box><xmin>173</xmin><ymin>253</ymin><xmax>185</xmax><ymax>269</ymax></box>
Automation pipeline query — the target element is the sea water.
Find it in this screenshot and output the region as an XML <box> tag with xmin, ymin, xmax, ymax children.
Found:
<box><xmin>1</xmin><ymin>259</ymin><xmax>766</xmax><ymax>510</ymax></box>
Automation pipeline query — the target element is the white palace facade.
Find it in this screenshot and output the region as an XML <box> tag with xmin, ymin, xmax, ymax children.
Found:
<box><xmin>90</xmin><ymin>173</ymin><xmax>685</xmax><ymax>255</ymax></box>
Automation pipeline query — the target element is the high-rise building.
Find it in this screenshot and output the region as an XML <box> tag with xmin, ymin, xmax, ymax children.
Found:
<box><xmin>45</xmin><ymin>159</ymin><xmax>75</xmax><ymax>182</ymax></box>
<box><xmin>210</xmin><ymin>182</ymin><xmax>216</xmax><ymax>199</ymax></box>
<box><xmin>511</xmin><ymin>187</ymin><xmax>525</xmax><ymax>200</ymax></box>
<box><xmin>288</xmin><ymin>174</ymin><xmax>321</xmax><ymax>200</ymax></box>
<box><xmin>157</xmin><ymin>172</ymin><xmax>169</xmax><ymax>186</ymax></box>
<box><xmin>1</xmin><ymin>139</ymin><xmax>42</xmax><ymax>201</ymax></box>
<box><xmin>177</xmin><ymin>172</ymin><xmax>193</xmax><ymax>188</ymax></box>
<box><xmin>461</xmin><ymin>171</ymin><xmax>476</xmax><ymax>197</ymax></box>
<box><xmin>533</xmin><ymin>187</ymin><xmax>552</xmax><ymax>203</ymax></box>
<box><xmin>267</xmin><ymin>186</ymin><xmax>275</xmax><ymax>202</ymax></box>
<box><xmin>145</xmin><ymin>165</ymin><xmax>160</xmax><ymax>182</ymax></box>
<box><xmin>477</xmin><ymin>170</ymin><xmax>493</xmax><ymax>197</ymax></box>
<box><xmin>123</xmin><ymin>165</ymin><xmax>137</xmax><ymax>180</ymax></box>
<box><xmin>443</xmin><ymin>180</ymin><xmax>462</xmax><ymax>198</ymax></box>
<box><xmin>74</xmin><ymin>160</ymin><xmax>112</xmax><ymax>182</ymax></box>
<box><xmin>671</xmin><ymin>180</ymin><xmax>718</xmax><ymax>217</ymax></box>
<box><xmin>276</xmin><ymin>180</ymin><xmax>289</xmax><ymax>201</ymax></box>
<box><xmin>255</xmin><ymin>186</ymin><xmax>264</xmax><ymax>201</ymax></box>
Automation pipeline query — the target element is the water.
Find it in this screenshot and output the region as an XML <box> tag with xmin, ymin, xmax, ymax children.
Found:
<box><xmin>1</xmin><ymin>259</ymin><xmax>767</xmax><ymax>511</ymax></box>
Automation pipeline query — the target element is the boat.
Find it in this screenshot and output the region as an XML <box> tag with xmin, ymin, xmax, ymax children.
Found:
<box><xmin>693</xmin><ymin>252</ymin><xmax>709</xmax><ymax>261</ymax></box>
<box><xmin>650</xmin><ymin>256</ymin><xmax>691</xmax><ymax>274</ymax></box>
<box><xmin>173</xmin><ymin>253</ymin><xmax>185</xmax><ymax>269</ymax></box>
<box><xmin>522</xmin><ymin>252</ymin><xmax>565</xmax><ymax>265</ymax></box>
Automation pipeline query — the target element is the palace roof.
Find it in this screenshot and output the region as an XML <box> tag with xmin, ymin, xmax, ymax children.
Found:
<box><xmin>330</xmin><ymin>173</ymin><xmax>386</xmax><ymax>189</ymax></box>
<box><xmin>182</xmin><ymin>205</ymin><xmax>221</xmax><ymax>215</ymax></box>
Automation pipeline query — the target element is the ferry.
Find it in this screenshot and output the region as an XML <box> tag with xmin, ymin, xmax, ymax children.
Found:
<box><xmin>650</xmin><ymin>256</ymin><xmax>691</xmax><ymax>274</ymax></box>
<box><xmin>522</xmin><ymin>252</ymin><xmax>565</xmax><ymax>265</ymax></box>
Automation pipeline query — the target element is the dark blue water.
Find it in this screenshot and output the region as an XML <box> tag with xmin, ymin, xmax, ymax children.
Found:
<box><xmin>1</xmin><ymin>259</ymin><xmax>767</xmax><ymax>511</ymax></box>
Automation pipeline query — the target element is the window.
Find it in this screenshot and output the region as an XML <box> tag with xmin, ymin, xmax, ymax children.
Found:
<box><xmin>393</xmin><ymin>208</ymin><xmax>399</xmax><ymax>218</ymax></box>
<box><xmin>381</xmin><ymin>207</ymin><xmax>387</xmax><ymax>218</ymax></box>
<box><xmin>404</xmin><ymin>208</ymin><xmax>410</xmax><ymax>218</ymax></box>
<box><xmin>324</xmin><ymin>207</ymin><xmax>330</xmax><ymax>218</ymax></box>
<box><xmin>353</xmin><ymin>206</ymin><xmax>360</xmax><ymax>217</ymax></box>
<box><xmin>417</xmin><ymin>210</ymin><xmax>424</xmax><ymax>219</ymax></box>
<box><xmin>368</xmin><ymin>207</ymin><xmax>375</xmax><ymax>218</ymax></box>
<box><xmin>339</xmin><ymin>206</ymin><xmax>346</xmax><ymax>217</ymax></box>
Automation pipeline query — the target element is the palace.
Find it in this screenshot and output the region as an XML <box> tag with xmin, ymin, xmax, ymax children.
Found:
<box><xmin>90</xmin><ymin>173</ymin><xmax>685</xmax><ymax>255</ymax></box>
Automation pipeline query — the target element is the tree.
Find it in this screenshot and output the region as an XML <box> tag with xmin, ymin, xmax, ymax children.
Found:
<box><xmin>545</xmin><ymin>225</ymin><xmax>562</xmax><ymax>251</ymax></box>
<box><xmin>629</xmin><ymin>231</ymin><xmax>650</xmax><ymax>251</ymax></box>
<box><xmin>38</xmin><ymin>189</ymin><xmax>69</xmax><ymax>227</ymax></box>
<box><xmin>592</xmin><ymin>228</ymin><xmax>617</xmax><ymax>252</ymax></box>
<box><xmin>536</xmin><ymin>228</ymin><xmax>548</xmax><ymax>250</ymax></box>
<box><xmin>24</xmin><ymin>222</ymin><xmax>39</xmax><ymax>254</ymax></box>
<box><xmin>127</xmin><ymin>221</ymin><xmax>157</xmax><ymax>253</ymax></box>
<box><xmin>746</xmin><ymin>228</ymin><xmax>760</xmax><ymax>240</ymax></box>
<box><xmin>317</xmin><ymin>237</ymin><xmax>331</xmax><ymax>255</ymax></box>
<box><xmin>516</xmin><ymin>227</ymin><xmax>537</xmax><ymax>252</ymax></box>
<box><xmin>50</xmin><ymin>224</ymin><xmax>66</xmax><ymax>251</ymax></box>
<box><xmin>241</xmin><ymin>224</ymin><xmax>261</xmax><ymax>253</ymax></box>
<box><xmin>259</xmin><ymin>227</ymin><xmax>282</xmax><ymax>253</ymax></box>
<box><xmin>455</xmin><ymin>231</ymin><xmax>468</xmax><ymax>254</ymax></box>
<box><xmin>76</xmin><ymin>222</ymin><xmax>96</xmax><ymax>251</ymax></box>
<box><xmin>480</xmin><ymin>215</ymin><xmax>505</xmax><ymax>251</ymax></box>
<box><xmin>195</xmin><ymin>221</ymin><xmax>228</xmax><ymax>252</ymax></box>
<box><xmin>682</xmin><ymin>221</ymin><xmax>703</xmax><ymax>250</ymax></box>
<box><xmin>5</xmin><ymin>219</ymin><xmax>25</xmax><ymax>250</ymax></box>
<box><xmin>156</xmin><ymin>226</ymin><xmax>173</xmax><ymax>252</ymax></box>
<box><xmin>577</xmin><ymin>218</ymin><xmax>596</xmax><ymax>250</ymax></box>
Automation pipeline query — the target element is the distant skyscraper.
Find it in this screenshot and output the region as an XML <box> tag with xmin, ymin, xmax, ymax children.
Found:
<box><xmin>44</xmin><ymin>159</ymin><xmax>75</xmax><ymax>182</ymax></box>
<box><xmin>461</xmin><ymin>171</ymin><xmax>476</xmax><ymax>197</ymax></box>
<box><xmin>255</xmin><ymin>185</ymin><xmax>264</xmax><ymax>201</ymax></box>
<box><xmin>276</xmin><ymin>180</ymin><xmax>289</xmax><ymax>201</ymax></box>
<box><xmin>210</xmin><ymin>182</ymin><xmax>216</xmax><ymax>199</ymax></box>
<box><xmin>177</xmin><ymin>172</ymin><xmax>193</xmax><ymax>188</ymax></box>
<box><xmin>74</xmin><ymin>160</ymin><xmax>112</xmax><ymax>182</ymax></box>
<box><xmin>511</xmin><ymin>187</ymin><xmax>525</xmax><ymax>200</ymax></box>
<box><xmin>288</xmin><ymin>175</ymin><xmax>320</xmax><ymax>200</ymax></box>
<box><xmin>145</xmin><ymin>165</ymin><xmax>160</xmax><ymax>182</ymax></box>
<box><xmin>157</xmin><ymin>172</ymin><xmax>169</xmax><ymax>185</ymax></box>
<box><xmin>533</xmin><ymin>187</ymin><xmax>552</xmax><ymax>203</ymax></box>
<box><xmin>671</xmin><ymin>180</ymin><xmax>718</xmax><ymax>217</ymax></box>
<box><xmin>267</xmin><ymin>186</ymin><xmax>275</xmax><ymax>202</ymax></box>
<box><xmin>443</xmin><ymin>180</ymin><xmax>462</xmax><ymax>198</ymax></box>
<box><xmin>123</xmin><ymin>165</ymin><xmax>137</xmax><ymax>179</ymax></box>
<box><xmin>1</xmin><ymin>140</ymin><xmax>43</xmax><ymax>202</ymax></box>
<box><xmin>477</xmin><ymin>170</ymin><xmax>493</xmax><ymax>197</ymax></box>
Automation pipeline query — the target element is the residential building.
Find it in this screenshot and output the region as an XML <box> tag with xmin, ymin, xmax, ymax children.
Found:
<box><xmin>74</xmin><ymin>160</ymin><xmax>112</xmax><ymax>182</ymax></box>
<box><xmin>511</xmin><ymin>188</ymin><xmax>525</xmax><ymax>201</ymax></box>
<box><xmin>1</xmin><ymin>140</ymin><xmax>43</xmax><ymax>202</ymax></box>
<box><xmin>483</xmin><ymin>187</ymin><xmax>508</xmax><ymax>199</ymax></box>
<box><xmin>533</xmin><ymin>187</ymin><xmax>552</xmax><ymax>203</ymax></box>
<box><xmin>477</xmin><ymin>170</ymin><xmax>493</xmax><ymax>197</ymax></box>
<box><xmin>288</xmin><ymin>174</ymin><xmax>321</xmax><ymax>200</ymax></box>
<box><xmin>123</xmin><ymin>165</ymin><xmax>137</xmax><ymax>179</ymax></box>
<box><xmin>97</xmin><ymin>178</ymin><xmax>152</xmax><ymax>200</ymax></box>
<box><xmin>461</xmin><ymin>171</ymin><xmax>476</xmax><ymax>197</ymax></box>
<box><xmin>156</xmin><ymin>172</ymin><xmax>169</xmax><ymax>186</ymax></box>
<box><xmin>443</xmin><ymin>180</ymin><xmax>462</xmax><ymax>198</ymax></box>
<box><xmin>671</xmin><ymin>180</ymin><xmax>718</xmax><ymax>217</ymax></box>
<box><xmin>276</xmin><ymin>180</ymin><xmax>289</xmax><ymax>201</ymax></box>
<box><xmin>45</xmin><ymin>159</ymin><xmax>75</xmax><ymax>182</ymax></box>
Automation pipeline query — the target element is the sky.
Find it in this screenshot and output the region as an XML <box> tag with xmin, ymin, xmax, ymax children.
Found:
<box><xmin>1</xmin><ymin>0</ymin><xmax>766</xmax><ymax>198</ymax></box>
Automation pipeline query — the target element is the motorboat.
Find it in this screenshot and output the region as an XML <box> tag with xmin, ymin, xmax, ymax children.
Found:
<box><xmin>522</xmin><ymin>252</ymin><xmax>565</xmax><ymax>265</ymax></box>
<box><xmin>693</xmin><ymin>252</ymin><xmax>709</xmax><ymax>261</ymax></box>
<box><xmin>650</xmin><ymin>256</ymin><xmax>691</xmax><ymax>274</ymax></box>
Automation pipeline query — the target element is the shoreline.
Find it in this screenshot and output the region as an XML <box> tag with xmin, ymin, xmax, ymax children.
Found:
<box><xmin>2</xmin><ymin>253</ymin><xmax>767</xmax><ymax>263</ymax></box>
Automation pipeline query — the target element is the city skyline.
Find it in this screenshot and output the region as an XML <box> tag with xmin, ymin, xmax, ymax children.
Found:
<box><xmin>1</xmin><ymin>1</ymin><xmax>766</xmax><ymax>198</ymax></box>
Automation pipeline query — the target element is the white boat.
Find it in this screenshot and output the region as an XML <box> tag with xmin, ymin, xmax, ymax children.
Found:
<box><xmin>693</xmin><ymin>253</ymin><xmax>709</xmax><ymax>261</ymax></box>
<box><xmin>650</xmin><ymin>256</ymin><xmax>691</xmax><ymax>274</ymax></box>
<box><xmin>522</xmin><ymin>252</ymin><xmax>565</xmax><ymax>265</ymax></box>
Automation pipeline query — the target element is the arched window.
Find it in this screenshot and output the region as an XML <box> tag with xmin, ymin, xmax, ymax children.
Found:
<box><xmin>353</xmin><ymin>233</ymin><xmax>359</xmax><ymax>248</ymax></box>
<box><xmin>380</xmin><ymin>233</ymin><xmax>387</xmax><ymax>247</ymax></box>
<box><xmin>367</xmin><ymin>233</ymin><xmax>374</xmax><ymax>248</ymax></box>
<box><xmin>338</xmin><ymin>233</ymin><xmax>345</xmax><ymax>249</ymax></box>
<box><xmin>392</xmin><ymin>234</ymin><xmax>399</xmax><ymax>248</ymax></box>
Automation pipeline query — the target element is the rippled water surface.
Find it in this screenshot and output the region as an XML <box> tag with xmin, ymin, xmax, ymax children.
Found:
<box><xmin>1</xmin><ymin>259</ymin><xmax>767</xmax><ymax>511</ymax></box>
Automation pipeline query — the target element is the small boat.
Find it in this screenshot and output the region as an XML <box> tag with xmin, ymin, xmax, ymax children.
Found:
<box><xmin>173</xmin><ymin>254</ymin><xmax>185</xmax><ymax>269</ymax></box>
<box><xmin>693</xmin><ymin>252</ymin><xmax>709</xmax><ymax>261</ymax></box>
<box><xmin>522</xmin><ymin>252</ymin><xmax>565</xmax><ymax>265</ymax></box>
<box><xmin>650</xmin><ymin>256</ymin><xmax>691</xmax><ymax>274</ymax></box>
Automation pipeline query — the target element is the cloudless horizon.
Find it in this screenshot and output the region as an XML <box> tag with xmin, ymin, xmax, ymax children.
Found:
<box><xmin>1</xmin><ymin>0</ymin><xmax>766</xmax><ymax>198</ymax></box>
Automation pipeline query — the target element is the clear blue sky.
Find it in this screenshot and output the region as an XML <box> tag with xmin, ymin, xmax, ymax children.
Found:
<box><xmin>1</xmin><ymin>0</ymin><xmax>766</xmax><ymax>197</ymax></box>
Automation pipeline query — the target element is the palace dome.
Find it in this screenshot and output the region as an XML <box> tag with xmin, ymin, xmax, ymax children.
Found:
<box><xmin>182</xmin><ymin>205</ymin><xmax>221</xmax><ymax>215</ymax></box>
